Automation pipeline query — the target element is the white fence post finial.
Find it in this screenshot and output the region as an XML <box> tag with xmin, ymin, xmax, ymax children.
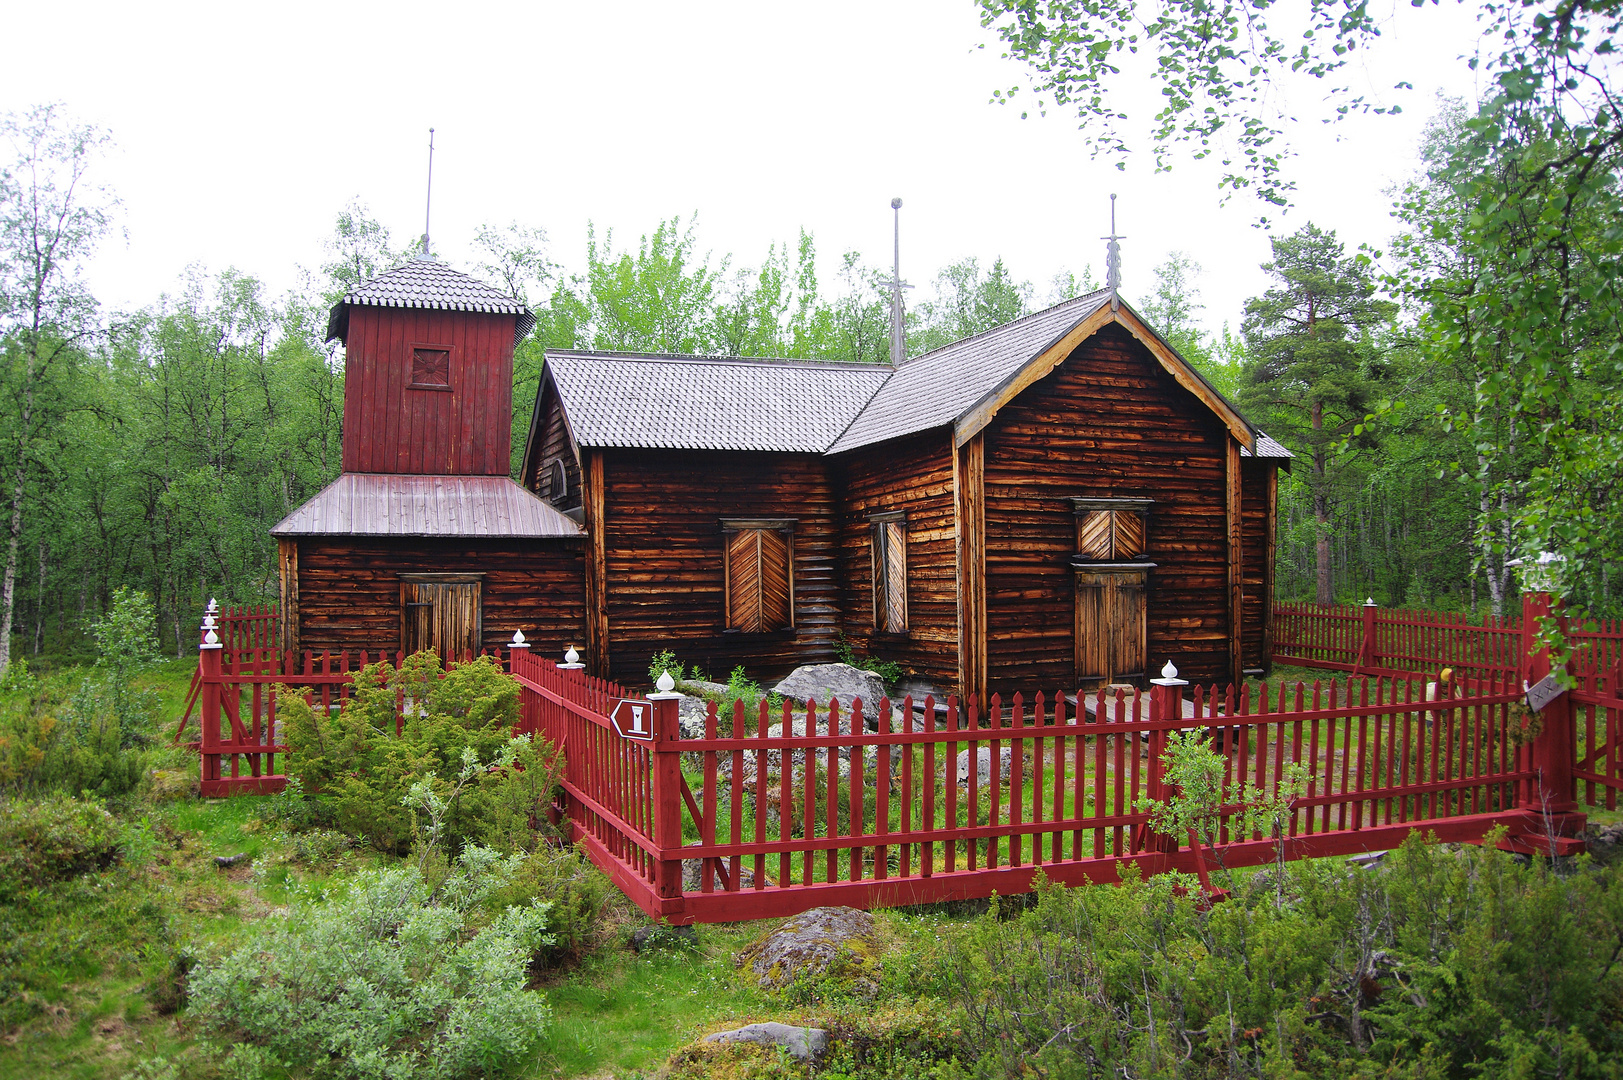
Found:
<box><xmin>560</xmin><ymin>645</ymin><xmax>584</xmax><ymax>671</ymax></box>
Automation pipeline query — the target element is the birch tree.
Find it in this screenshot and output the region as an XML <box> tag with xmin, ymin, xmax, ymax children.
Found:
<box><xmin>0</xmin><ymin>105</ymin><xmax>115</xmax><ymax>674</ymax></box>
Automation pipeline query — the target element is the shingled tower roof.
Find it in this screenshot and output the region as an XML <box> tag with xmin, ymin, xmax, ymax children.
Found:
<box><xmin>326</xmin><ymin>256</ymin><xmax>536</xmax><ymax>345</ymax></box>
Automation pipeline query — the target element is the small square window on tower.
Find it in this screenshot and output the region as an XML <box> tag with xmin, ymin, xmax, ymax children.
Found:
<box><xmin>410</xmin><ymin>346</ymin><xmax>451</xmax><ymax>389</ymax></box>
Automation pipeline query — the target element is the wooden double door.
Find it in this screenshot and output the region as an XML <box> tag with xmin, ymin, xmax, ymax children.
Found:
<box><xmin>1074</xmin><ymin>565</ymin><xmax>1149</xmax><ymax>687</ymax></box>
<box><xmin>400</xmin><ymin>575</ymin><xmax>483</xmax><ymax>661</ymax></box>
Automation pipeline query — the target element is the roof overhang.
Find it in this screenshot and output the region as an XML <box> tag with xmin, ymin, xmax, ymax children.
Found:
<box><xmin>951</xmin><ymin>301</ymin><xmax>1257</xmax><ymax>454</ymax></box>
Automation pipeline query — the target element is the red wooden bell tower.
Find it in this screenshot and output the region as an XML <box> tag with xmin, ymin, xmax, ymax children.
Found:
<box><xmin>325</xmin><ymin>256</ymin><xmax>536</xmax><ymax>475</ymax></box>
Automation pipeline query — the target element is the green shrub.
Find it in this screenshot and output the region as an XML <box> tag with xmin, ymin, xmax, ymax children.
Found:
<box><xmin>281</xmin><ymin>652</ymin><xmax>559</xmax><ymax>854</ymax></box>
<box><xmin>648</xmin><ymin>649</ymin><xmax>687</xmax><ymax>686</ymax></box>
<box><xmin>0</xmin><ymin>668</ymin><xmax>148</xmax><ymax>797</ymax></box>
<box><xmin>0</xmin><ymin>793</ymin><xmax>120</xmax><ymax>900</ymax></box>
<box><xmin>480</xmin><ymin>844</ymin><xmax>615</xmax><ymax>963</ymax></box>
<box><xmin>190</xmin><ymin>850</ymin><xmax>553</xmax><ymax>1080</ymax></box>
<box><xmin>834</xmin><ymin>633</ymin><xmax>905</xmax><ymax>690</ymax></box>
<box><xmin>947</xmin><ymin>836</ymin><xmax>1623</xmax><ymax>1078</ymax></box>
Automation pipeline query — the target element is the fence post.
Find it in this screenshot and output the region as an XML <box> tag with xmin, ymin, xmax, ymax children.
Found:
<box><xmin>1146</xmin><ymin>660</ymin><xmax>1187</xmax><ymax>858</ymax></box>
<box><xmin>1357</xmin><ymin>598</ymin><xmax>1378</xmax><ymax>673</ymax></box>
<box><xmin>648</xmin><ymin>672</ymin><xmax>687</xmax><ymax>922</ymax></box>
<box><xmin>1514</xmin><ymin>590</ymin><xmax>1585</xmax><ymax>852</ymax></box>
<box><xmin>199</xmin><ymin>606</ymin><xmax>223</xmax><ymax>792</ymax></box>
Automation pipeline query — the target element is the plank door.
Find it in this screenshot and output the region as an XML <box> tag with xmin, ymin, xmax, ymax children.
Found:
<box><xmin>401</xmin><ymin>579</ymin><xmax>482</xmax><ymax>661</ymax></box>
<box><xmin>1075</xmin><ymin>569</ymin><xmax>1147</xmax><ymax>687</ymax></box>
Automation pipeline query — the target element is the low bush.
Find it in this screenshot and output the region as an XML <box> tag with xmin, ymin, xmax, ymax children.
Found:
<box><xmin>281</xmin><ymin>651</ymin><xmax>560</xmax><ymax>854</ymax></box>
<box><xmin>0</xmin><ymin>793</ymin><xmax>121</xmax><ymax>900</ymax></box>
<box><xmin>946</xmin><ymin>835</ymin><xmax>1623</xmax><ymax>1078</ymax></box>
<box><xmin>480</xmin><ymin>844</ymin><xmax>615</xmax><ymax>963</ymax></box>
<box><xmin>190</xmin><ymin>849</ymin><xmax>554</xmax><ymax>1080</ymax></box>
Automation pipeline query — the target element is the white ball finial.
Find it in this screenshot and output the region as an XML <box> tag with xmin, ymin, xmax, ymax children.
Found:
<box><xmin>204</xmin><ymin>628</ymin><xmax>220</xmax><ymax>646</ymax></box>
<box><xmin>511</xmin><ymin>628</ymin><xmax>527</xmax><ymax>646</ymax></box>
<box><xmin>1365</xmin><ymin>597</ymin><xmax>1376</xmax><ymax>607</ymax></box>
<box><xmin>564</xmin><ymin>645</ymin><xmax>580</xmax><ymax>665</ymax></box>
<box><xmin>206</xmin><ymin>597</ymin><xmax>219</xmax><ymax>613</ymax></box>
<box><xmin>1161</xmin><ymin>660</ymin><xmax>1178</xmax><ymax>680</ymax></box>
<box><xmin>656</xmin><ymin>670</ymin><xmax>676</xmax><ymax>693</ymax></box>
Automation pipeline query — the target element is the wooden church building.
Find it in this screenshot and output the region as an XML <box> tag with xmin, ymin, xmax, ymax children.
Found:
<box><xmin>275</xmin><ymin>256</ymin><xmax>1290</xmax><ymax>700</ymax></box>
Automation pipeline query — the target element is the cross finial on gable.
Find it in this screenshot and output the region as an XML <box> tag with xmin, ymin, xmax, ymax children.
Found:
<box><xmin>1103</xmin><ymin>193</ymin><xmax>1124</xmax><ymax>312</ymax></box>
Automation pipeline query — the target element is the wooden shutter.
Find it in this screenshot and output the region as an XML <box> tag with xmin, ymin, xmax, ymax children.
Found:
<box><xmin>872</xmin><ymin>519</ymin><xmax>908</xmax><ymax>633</ymax></box>
<box><xmin>725</xmin><ymin>526</ymin><xmax>793</xmax><ymax>633</ymax></box>
<box><xmin>1075</xmin><ymin>568</ymin><xmax>1146</xmax><ymax>687</ymax></box>
<box><xmin>1077</xmin><ymin>508</ymin><xmax>1148</xmax><ymax>560</ymax></box>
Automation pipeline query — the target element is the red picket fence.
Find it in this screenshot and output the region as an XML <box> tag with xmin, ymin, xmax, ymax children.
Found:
<box><xmin>1274</xmin><ymin>601</ymin><xmax>1521</xmax><ymax>679</ymax></box>
<box><xmin>1275</xmin><ymin>600</ymin><xmax>1623</xmax><ymax>681</ymax></box>
<box><xmin>510</xmin><ymin>647</ymin><xmax>1578</xmax><ymax>924</ymax></box>
<box><xmin>176</xmin><ymin>593</ymin><xmax>1606</xmax><ymax>924</ymax></box>
<box><xmin>1574</xmin><ymin>661</ymin><xmax>1623</xmax><ymax>810</ymax></box>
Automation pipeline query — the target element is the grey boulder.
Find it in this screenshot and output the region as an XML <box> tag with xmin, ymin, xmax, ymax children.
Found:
<box><xmin>735</xmin><ymin>905</ymin><xmax>881</xmax><ymax>992</ymax></box>
<box><xmin>703</xmin><ymin>1022</ymin><xmax>830</xmax><ymax>1062</ymax></box>
<box><xmin>957</xmin><ymin>745</ymin><xmax>1014</xmax><ymax>785</ymax></box>
<box><xmin>772</xmin><ymin>663</ymin><xmax>888</xmax><ymax>727</ymax></box>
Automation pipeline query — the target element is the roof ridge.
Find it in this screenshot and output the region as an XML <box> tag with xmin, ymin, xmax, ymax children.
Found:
<box><xmin>545</xmin><ymin>349</ymin><xmax>893</xmax><ymax>373</ymax></box>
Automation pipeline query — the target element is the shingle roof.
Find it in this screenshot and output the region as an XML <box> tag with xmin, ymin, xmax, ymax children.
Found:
<box><xmin>544</xmin><ymin>352</ymin><xmax>892</xmax><ymax>453</ymax></box>
<box><xmin>326</xmin><ymin>257</ymin><xmax>536</xmax><ymax>344</ymax></box>
<box><xmin>538</xmin><ymin>289</ymin><xmax>1282</xmax><ymax>461</ymax></box>
<box><xmin>825</xmin><ymin>289</ymin><xmax>1114</xmax><ymax>454</ymax></box>
<box><xmin>1241</xmin><ymin>430</ymin><xmax>1293</xmax><ymax>459</ymax></box>
<box><xmin>272</xmin><ymin>473</ymin><xmax>582</xmax><ymax>538</ymax></box>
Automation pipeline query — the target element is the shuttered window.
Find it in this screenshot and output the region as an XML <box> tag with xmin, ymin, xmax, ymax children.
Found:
<box><xmin>870</xmin><ymin>513</ymin><xmax>908</xmax><ymax>633</ymax></box>
<box><xmin>723</xmin><ymin>521</ymin><xmax>794</xmax><ymax>633</ymax></box>
<box><xmin>1073</xmin><ymin>498</ymin><xmax>1153</xmax><ymax>561</ymax></box>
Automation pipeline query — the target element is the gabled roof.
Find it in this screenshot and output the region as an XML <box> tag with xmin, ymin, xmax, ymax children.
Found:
<box><xmin>543</xmin><ymin>352</ymin><xmax>891</xmax><ymax>453</ymax></box>
<box><xmin>326</xmin><ymin>257</ymin><xmax>536</xmax><ymax>345</ymax></box>
<box><xmin>527</xmin><ymin>290</ymin><xmax>1289</xmax><ymax>468</ymax></box>
<box><xmin>272</xmin><ymin>473</ymin><xmax>582</xmax><ymax>538</ymax></box>
<box><xmin>826</xmin><ymin>290</ymin><xmax>1113</xmax><ymax>453</ymax></box>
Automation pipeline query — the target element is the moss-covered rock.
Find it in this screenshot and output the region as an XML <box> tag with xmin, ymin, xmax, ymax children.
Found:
<box><xmin>735</xmin><ymin>906</ymin><xmax>881</xmax><ymax>995</ymax></box>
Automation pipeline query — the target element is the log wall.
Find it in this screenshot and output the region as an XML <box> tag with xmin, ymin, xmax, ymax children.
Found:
<box><xmin>831</xmin><ymin>429</ymin><xmax>960</xmax><ymax>690</ymax></box>
<box><xmin>982</xmin><ymin>323</ymin><xmax>1233</xmax><ymax>692</ymax></box>
<box><xmin>600</xmin><ymin>449</ymin><xmax>839</xmax><ymax>685</ymax></box>
<box><xmin>290</xmin><ymin>538</ymin><xmax>585</xmax><ymax>658</ymax></box>
<box><xmin>341</xmin><ymin>306</ymin><xmax>517</xmax><ymax>475</ymax></box>
<box><xmin>1241</xmin><ymin>458</ymin><xmax>1274</xmax><ymax>673</ymax></box>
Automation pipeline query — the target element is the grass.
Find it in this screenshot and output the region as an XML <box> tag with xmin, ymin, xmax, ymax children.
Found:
<box><xmin>538</xmin><ymin>925</ymin><xmax>777</xmax><ymax>1077</ymax></box>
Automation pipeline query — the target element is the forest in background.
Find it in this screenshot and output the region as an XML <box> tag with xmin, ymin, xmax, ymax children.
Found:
<box><xmin>2</xmin><ymin>88</ymin><xmax>1619</xmax><ymax>666</ymax></box>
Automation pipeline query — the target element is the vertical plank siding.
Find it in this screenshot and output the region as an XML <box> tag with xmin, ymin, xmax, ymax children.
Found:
<box><xmin>341</xmin><ymin>306</ymin><xmax>517</xmax><ymax>476</ymax></box>
<box><xmin>528</xmin><ymin>380</ymin><xmax>582</xmax><ymax>510</ymax></box>
<box><xmin>983</xmin><ymin>324</ymin><xmax>1237</xmax><ymax>693</ymax></box>
<box><xmin>290</xmin><ymin>538</ymin><xmax>585</xmax><ymax>658</ymax></box>
<box><xmin>599</xmin><ymin>448</ymin><xmax>839</xmax><ymax>685</ymax></box>
<box><xmin>833</xmin><ymin>430</ymin><xmax>959</xmax><ymax>689</ymax></box>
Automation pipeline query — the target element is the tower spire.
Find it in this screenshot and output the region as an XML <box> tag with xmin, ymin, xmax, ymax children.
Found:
<box><xmin>880</xmin><ymin>197</ymin><xmax>912</xmax><ymax>365</ymax></box>
<box><xmin>422</xmin><ymin>127</ymin><xmax>436</xmax><ymax>257</ymax></box>
<box><xmin>1103</xmin><ymin>193</ymin><xmax>1124</xmax><ymax>312</ymax></box>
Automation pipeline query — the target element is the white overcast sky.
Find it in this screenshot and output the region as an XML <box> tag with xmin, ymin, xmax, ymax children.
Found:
<box><xmin>2</xmin><ymin>0</ymin><xmax>1491</xmax><ymax>341</ymax></box>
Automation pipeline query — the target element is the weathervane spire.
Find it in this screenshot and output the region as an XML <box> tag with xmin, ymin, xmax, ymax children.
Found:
<box><xmin>1103</xmin><ymin>193</ymin><xmax>1124</xmax><ymax>311</ymax></box>
<box><xmin>880</xmin><ymin>198</ymin><xmax>912</xmax><ymax>365</ymax></box>
<box><xmin>422</xmin><ymin>127</ymin><xmax>435</xmax><ymax>258</ymax></box>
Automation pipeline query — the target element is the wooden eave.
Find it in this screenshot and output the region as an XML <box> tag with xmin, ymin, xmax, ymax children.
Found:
<box><xmin>951</xmin><ymin>302</ymin><xmax>1257</xmax><ymax>454</ymax></box>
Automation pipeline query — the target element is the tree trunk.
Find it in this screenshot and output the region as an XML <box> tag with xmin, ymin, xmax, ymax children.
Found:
<box><xmin>1312</xmin><ymin>399</ymin><xmax>1332</xmax><ymax>604</ymax></box>
<box><xmin>0</xmin><ymin>467</ymin><xmax>24</xmax><ymax>676</ymax></box>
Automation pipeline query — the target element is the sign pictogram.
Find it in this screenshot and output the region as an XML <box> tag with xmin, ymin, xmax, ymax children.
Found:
<box><xmin>610</xmin><ymin>698</ymin><xmax>655</xmax><ymax>741</ymax></box>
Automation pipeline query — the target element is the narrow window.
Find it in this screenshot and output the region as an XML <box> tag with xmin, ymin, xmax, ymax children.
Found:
<box><xmin>410</xmin><ymin>346</ymin><xmax>451</xmax><ymax>389</ymax></box>
<box><xmin>722</xmin><ymin>520</ymin><xmax>794</xmax><ymax>632</ymax></box>
<box><xmin>870</xmin><ymin>512</ymin><xmax>908</xmax><ymax>633</ymax></box>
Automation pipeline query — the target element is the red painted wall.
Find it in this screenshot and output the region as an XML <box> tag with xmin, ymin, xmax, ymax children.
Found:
<box><xmin>340</xmin><ymin>306</ymin><xmax>517</xmax><ymax>475</ymax></box>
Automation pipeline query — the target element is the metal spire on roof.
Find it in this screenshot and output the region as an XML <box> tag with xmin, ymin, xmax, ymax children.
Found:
<box><xmin>421</xmin><ymin>127</ymin><xmax>436</xmax><ymax>258</ymax></box>
<box><xmin>1103</xmin><ymin>193</ymin><xmax>1124</xmax><ymax>312</ymax></box>
<box><xmin>879</xmin><ymin>197</ymin><xmax>912</xmax><ymax>365</ymax></box>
